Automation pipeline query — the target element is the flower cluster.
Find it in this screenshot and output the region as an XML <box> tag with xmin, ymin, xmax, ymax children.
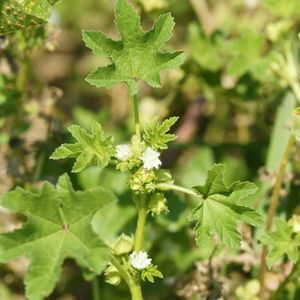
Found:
<box><xmin>116</xmin><ymin>144</ymin><xmax>162</xmax><ymax>171</ymax></box>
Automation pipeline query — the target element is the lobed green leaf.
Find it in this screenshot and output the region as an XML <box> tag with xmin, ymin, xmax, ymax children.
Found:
<box><xmin>189</xmin><ymin>164</ymin><xmax>262</xmax><ymax>249</ymax></box>
<box><xmin>0</xmin><ymin>174</ymin><xmax>117</xmax><ymax>300</ymax></box>
<box><xmin>50</xmin><ymin>121</ymin><xmax>115</xmax><ymax>173</ymax></box>
<box><xmin>261</xmin><ymin>218</ymin><xmax>300</xmax><ymax>268</ymax></box>
<box><xmin>143</xmin><ymin>116</ymin><xmax>178</xmax><ymax>150</ymax></box>
<box><xmin>82</xmin><ymin>0</ymin><xmax>184</xmax><ymax>95</ymax></box>
<box><xmin>0</xmin><ymin>0</ymin><xmax>61</xmax><ymax>35</ymax></box>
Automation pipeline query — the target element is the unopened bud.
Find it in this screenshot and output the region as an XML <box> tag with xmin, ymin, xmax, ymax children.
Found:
<box><xmin>112</xmin><ymin>234</ymin><xmax>134</xmax><ymax>256</ymax></box>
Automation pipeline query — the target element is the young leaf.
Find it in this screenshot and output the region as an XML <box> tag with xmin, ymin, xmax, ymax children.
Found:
<box><xmin>188</xmin><ymin>164</ymin><xmax>262</xmax><ymax>249</ymax></box>
<box><xmin>82</xmin><ymin>0</ymin><xmax>184</xmax><ymax>95</ymax></box>
<box><xmin>0</xmin><ymin>0</ymin><xmax>60</xmax><ymax>35</ymax></box>
<box><xmin>50</xmin><ymin>122</ymin><xmax>115</xmax><ymax>173</ymax></box>
<box><xmin>143</xmin><ymin>116</ymin><xmax>178</xmax><ymax>150</ymax></box>
<box><xmin>0</xmin><ymin>174</ymin><xmax>117</xmax><ymax>300</ymax></box>
<box><xmin>261</xmin><ymin>218</ymin><xmax>300</xmax><ymax>268</ymax></box>
<box><xmin>141</xmin><ymin>265</ymin><xmax>163</xmax><ymax>283</ymax></box>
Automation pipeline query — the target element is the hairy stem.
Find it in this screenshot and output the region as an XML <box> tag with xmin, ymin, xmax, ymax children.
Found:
<box><xmin>132</xmin><ymin>94</ymin><xmax>141</xmax><ymax>139</ymax></box>
<box><xmin>110</xmin><ymin>254</ymin><xmax>132</xmax><ymax>287</ymax></box>
<box><xmin>129</xmin><ymin>284</ymin><xmax>143</xmax><ymax>300</ymax></box>
<box><xmin>259</xmin><ymin>135</ymin><xmax>295</xmax><ymax>300</ymax></box>
<box><xmin>134</xmin><ymin>194</ymin><xmax>147</xmax><ymax>252</ymax></box>
<box><xmin>110</xmin><ymin>255</ymin><xmax>143</xmax><ymax>300</ymax></box>
<box><xmin>156</xmin><ymin>183</ymin><xmax>198</xmax><ymax>196</ymax></box>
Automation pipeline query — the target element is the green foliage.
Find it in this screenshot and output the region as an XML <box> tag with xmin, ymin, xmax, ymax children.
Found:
<box><xmin>189</xmin><ymin>164</ymin><xmax>263</xmax><ymax>249</ymax></box>
<box><xmin>50</xmin><ymin>122</ymin><xmax>115</xmax><ymax>173</ymax></box>
<box><xmin>262</xmin><ymin>0</ymin><xmax>300</xmax><ymax>17</ymax></box>
<box><xmin>0</xmin><ymin>174</ymin><xmax>117</xmax><ymax>300</ymax></box>
<box><xmin>227</xmin><ymin>29</ymin><xmax>265</xmax><ymax>78</ymax></box>
<box><xmin>82</xmin><ymin>0</ymin><xmax>184</xmax><ymax>95</ymax></box>
<box><xmin>261</xmin><ymin>218</ymin><xmax>300</xmax><ymax>268</ymax></box>
<box><xmin>0</xmin><ymin>0</ymin><xmax>60</xmax><ymax>35</ymax></box>
<box><xmin>188</xmin><ymin>24</ymin><xmax>224</xmax><ymax>72</ymax></box>
<box><xmin>141</xmin><ymin>265</ymin><xmax>163</xmax><ymax>283</ymax></box>
<box><xmin>143</xmin><ymin>116</ymin><xmax>178</xmax><ymax>150</ymax></box>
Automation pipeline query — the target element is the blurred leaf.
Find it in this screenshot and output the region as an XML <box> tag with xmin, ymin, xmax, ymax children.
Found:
<box><xmin>266</xmin><ymin>93</ymin><xmax>295</xmax><ymax>171</ymax></box>
<box><xmin>261</xmin><ymin>218</ymin><xmax>300</xmax><ymax>268</ymax></box>
<box><xmin>227</xmin><ymin>29</ymin><xmax>264</xmax><ymax>78</ymax></box>
<box><xmin>50</xmin><ymin>122</ymin><xmax>115</xmax><ymax>173</ymax></box>
<box><xmin>189</xmin><ymin>164</ymin><xmax>262</xmax><ymax>248</ymax></box>
<box><xmin>189</xmin><ymin>24</ymin><xmax>225</xmax><ymax>72</ymax></box>
<box><xmin>137</xmin><ymin>0</ymin><xmax>168</xmax><ymax>12</ymax></box>
<box><xmin>0</xmin><ymin>0</ymin><xmax>60</xmax><ymax>35</ymax></box>
<box><xmin>262</xmin><ymin>0</ymin><xmax>300</xmax><ymax>17</ymax></box>
<box><xmin>0</xmin><ymin>174</ymin><xmax>117</xmax><ymax>300</ymax></box>
<box><xmin>77</xmin><ymin>166</ymin><xmax>128</xmax><ymax>194</ymax></box>
<box><xmin>92</xmin><ymin>202</ymin><xmax>135</xmax><ymax>243</ymax></box>
<box><xmin>82</xmin><ymin>0</ymin><xmax>184</xmax><ymax>95</ymax></box>
<box><xmin>177</xmin><ymin>146</ymin><xmax>215</xmax><ymax>187</ymax></box>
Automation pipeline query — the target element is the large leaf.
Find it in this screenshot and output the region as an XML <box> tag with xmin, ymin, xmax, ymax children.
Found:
<box><xmin>82</xmin><ymin>0</ymin><xmax>184</xmax><ymax>95</ymax></box>
<box><xmin>0</xmin><ymin>0</ymin><xmax>60</xmax><ymax>35</ymax></box>
<box><xmin>261</xmin><ymin>218</ymin><xmax>300</xmax><ymax>268</ymax></box>
<box><xmin>50</xmin><ymin>122</ymin><xmax>115</xmax><ymax>173</ymax></box>
<box><xmin>0</xmin><ymin>174</ymin><xmax>117</xmax><ymax>300</ymax></box>
<box><xmin>189</xmin><ymin>164</ymin><xmax>262</xmax><ymax>249</ymax></box>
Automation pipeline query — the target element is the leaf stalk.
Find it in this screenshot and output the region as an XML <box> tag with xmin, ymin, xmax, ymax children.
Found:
<box><xmin>156</xmin><ymin>183</ymin><xmax>198</xmax><ymax>196</ymax></box>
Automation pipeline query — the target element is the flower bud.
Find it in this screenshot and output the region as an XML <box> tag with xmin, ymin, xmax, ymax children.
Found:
<box><xmin>104</xmin><ymin>264</ymin><xmax>121</xmax><ymax>286</ymax></box>
<box><xmin>149</xmin><ymin>192</ymin><xmax>168</xmax><ymax>216</ymax></box>
<box><xmin>130</xmin><ymin>168</ymin><xmax>155</xmax><ymax>192</ymax></box>
<box><xmin>112</xmin><ymin>233</ymin><xmax>134</xmax><ymax>256</ymax></box>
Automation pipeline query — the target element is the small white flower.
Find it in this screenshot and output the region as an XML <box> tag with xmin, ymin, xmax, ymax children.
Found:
<box><xmin>115</xmin><ymin>144</ymin><xmax>131</xmax><ymax>161</ymax></box>
<box><xmin>130</xmin><ymin>251</ymin><xmax>152</xmax><ymax>270</ymax></box>
<box><xmin>141</xmin><ymin>147</ymin><xmax>162</xmax><ymax>170</ymax></box>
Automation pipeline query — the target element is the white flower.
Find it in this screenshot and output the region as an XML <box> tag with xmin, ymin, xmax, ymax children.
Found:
<box><xmin>130</xmin><ymin>251</ymin><xmax>152</xmax><ymax>270</ymax></box>
<box><xmin>115</xmin><ymin>144</ymin><xmax>131</xmax><ymax>161</ymax></box>
<box><xmin>141</xmin><ymin>147</ymin><xmax>162</xmax><ymax>170</ymax></box>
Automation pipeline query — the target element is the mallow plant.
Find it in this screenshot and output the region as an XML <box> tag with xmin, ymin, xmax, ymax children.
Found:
<box><xmin>2</xmin><ymin>1</ymin><xmax>300</xmax><ymax>300</ymax></box>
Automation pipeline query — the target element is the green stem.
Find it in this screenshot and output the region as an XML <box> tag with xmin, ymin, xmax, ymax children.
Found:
<box><xmin>92</xmin><ymin>277</ymin><xmax>101</xmax><ymax>300</ymax></box>
<box><xmin>156</xmin><ymin>183</ymin><xmax>198</xmax><ymax>197</ymax></box>
<box><xmin>132</xmin><ymin>94</ymin><xmax>141</xmax><ymax>139</ymax></box>
<box><xmin>109</xmin><ymin>255</ymin><xmax>131</xmax><ymax>288</ymax></box>
<box><xmin>134</xmin><ymin>195</ymin><xmax>147</xmax><ymax>252</ymax></box>
<box><xmin>110</xmin><ymin>255</ymin><xmax>143</xmax><ymax>300</ymax></box>
<box><xmin>129</xmin><ymin>283</ymin><xmax>143</xmax><ymax>300</ymax></box>
<box><xmin>259</xmin><ymin>135</ymin><xmax>295</xmax><ymax>300</ymax></box>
